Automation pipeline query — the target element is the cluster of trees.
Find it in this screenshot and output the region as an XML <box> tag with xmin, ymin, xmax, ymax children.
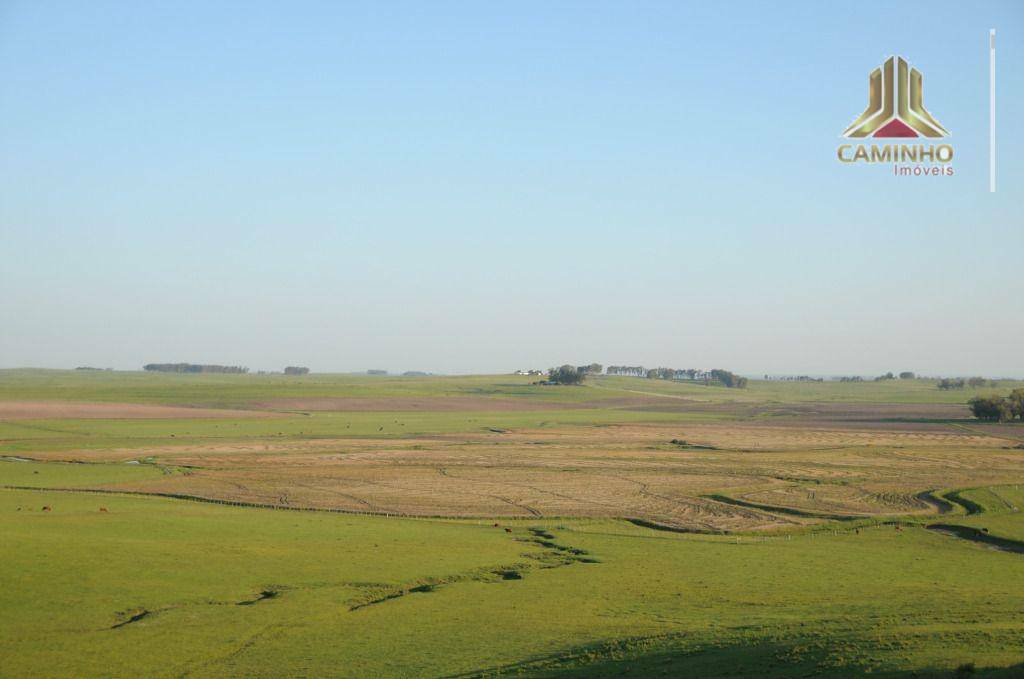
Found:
<box><xmin>710</xmin><ymin>369</ymin><xmax>748</xmax><ymax>388</ymax></box>
<box><xmin>606</xmin><ymin>366</ymin><xmax>645</xmax><ymax>377</ymax></box>
<box><xmin>604</xmin><ymin>365</ymin><xmax>747</xmax><ymax>388</ymax></box>
<box><xmin>366</xmin><ymin>369</ymin><xmax>387</xmax><ymax>375</ymax></box>
<box><xmin>837</xmin><ymin>372</ymin><xmax>916</xmax><ymax>382</ymax></box>
<box><xmin>939</xmin><ymin>377</ymin><xmax>999</xmax><ymax>391</ymax></box>
<box><xmin>143</xmin><ymin>363</ymin><xmax>248</xmax><ymax>374</ymax></box>
<box><xmin>578</xmin><ymin>363</ymin><xmax>603</xmax><ymax>375</ymax></box>
<box><xmin>968</xmin><ymin>389</ymin><xmax>1024</xmax><ymax>422</ymax></box>
<box><xmin>642</xmin><ymin>367</ymin><xmax>748</xmax><ymax>388</ymax></box>
<box><xmin>284</xmin><ymin>366</ymin><xmax>309</xmax><ymax>376</ymax></box>
<box><xmin>875</xmin><ymin>371</ymin><xmax>918</xmax><ymax>380</ymax></box>
<box><xmin>547</xmin><ymin>365</ymin><xmax>586</xmax><ymax>385</ymax></box>
<box><xmin>645</xmin><ymin>367</ymin><xmax>695</xmax><ymax>380</ymax></box>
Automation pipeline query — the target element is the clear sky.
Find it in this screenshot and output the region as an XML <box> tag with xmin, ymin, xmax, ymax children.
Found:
<box><xmin>1</xmin><ymin>1</ymin><xmax>1022</xmax><ymax>376</ymax></box>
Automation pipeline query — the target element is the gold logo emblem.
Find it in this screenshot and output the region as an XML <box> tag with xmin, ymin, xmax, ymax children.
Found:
<box><xmin>843</xmin><ymin>56</ymin><xmax>948</xmax><ymax>138</ymax></box>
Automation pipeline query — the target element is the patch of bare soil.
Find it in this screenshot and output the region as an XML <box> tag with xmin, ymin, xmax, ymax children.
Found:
<box><xmin>0</xmin><ymin>401</ymin><xmax>280</xmax><ymax>420</ymax></box>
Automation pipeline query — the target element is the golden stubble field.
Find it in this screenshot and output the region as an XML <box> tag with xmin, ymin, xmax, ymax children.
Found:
<box><xmin>12</xmin><ymin>392</ymin><xmax>1022</xmax><ymax>533</ymax></box>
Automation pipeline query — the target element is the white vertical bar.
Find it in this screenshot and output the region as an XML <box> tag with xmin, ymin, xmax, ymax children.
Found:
<box><xmin>990</xmin><ymin>29</ymin><xmax>996</xmax><ymax>193</ymax></box>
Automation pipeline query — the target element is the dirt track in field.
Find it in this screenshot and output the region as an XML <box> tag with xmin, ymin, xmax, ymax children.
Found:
<box><xmin>0</xmin><ymin>401</ymin><xmax>281</xmax><ymax>420</ymax></box>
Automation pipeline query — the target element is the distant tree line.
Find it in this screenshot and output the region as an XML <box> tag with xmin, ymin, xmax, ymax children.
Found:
<box><xmin>606</xmin><ymin>366</ymin><xmax>645</xmax><ymax>377</ymax></box>
<box><xmin>606</xmin><ymin>365</ymin><xmax>747</xmax><ymax>388</ymax></box>
<box><xmin>969</xmin><ymin>389</ymin><xmax>1024</xmax><ymax>422</ymax></box>
<box><xmin>763</xmin><ymin>375</ymin><xmax>824</xmax><ymax>382</ymax></box>
<box><xmin>143</xmin><ymin>363</ymin><xmax>248</xmax><ymax>374</ymax></box>
<box><xmin>646</xmin><ymin>367</ymin><xmax>698</xmax><ymax>381</ymax></box>
<box><xmin>284</xmin><ymin>366</ymin><xmax>309</xmax><ymax>376</ymax></box>
<box><xmin>938</xmin><ymin>377</ymin><xmax>999</xmax><ymax>391</ymax></box>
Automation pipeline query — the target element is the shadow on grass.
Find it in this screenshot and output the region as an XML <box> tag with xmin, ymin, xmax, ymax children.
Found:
<box><xmin>455</xmin><ymin>635</ymin><xmax>1024</xmax><ymax>678</ymax></box>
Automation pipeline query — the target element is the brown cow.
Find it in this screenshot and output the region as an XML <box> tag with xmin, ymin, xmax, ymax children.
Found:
<box><xmin>99</xmin><ymin>507</ymin><xmax>109</xmax><ymax>513</ymax></box>
<box><xmin>504</xmin><ymin>528</ymin><xmax>512</xmax><ymax>533</ymax></box>
<box><xmin>41</xmin><ymin>506</ymin><xmax>51</xmax><ymax>512</ymax></box>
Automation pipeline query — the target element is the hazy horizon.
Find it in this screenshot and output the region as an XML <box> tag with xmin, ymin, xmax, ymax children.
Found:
<box><xmin>3</xmin><ymin>2</ymin><xmax>1022</xmax><ymax>376</ymax></box>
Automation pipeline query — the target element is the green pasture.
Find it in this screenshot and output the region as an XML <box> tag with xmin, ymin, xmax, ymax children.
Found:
<box><xmin>2</xmin><ymin>486</ymin><xmax>1023</xmax><ymax>677</ymax></box>
<box><xmin>0</xmin><ymin>458</ymin><xmax>168</xmax><ymax>487</ymax></box>
<box><xmin>953</xmin><ymin>485</ymin><xmax>1024</xmax><ymax>541</ymax></box>
<box><xmin>0</xmin><ymin>369</ymin><xmax>601</xmax><ymax>407</ymax></box>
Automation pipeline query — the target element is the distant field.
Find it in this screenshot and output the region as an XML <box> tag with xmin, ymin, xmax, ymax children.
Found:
<box><xmin>1</xmin><ymin>369</ymin><xmax>1023</xmax><ymax>676</ymax></box>
<box><xmin>1</xmin><ymin>369</ymin><xmax>1020</xmax><ymax>407</ymax></box>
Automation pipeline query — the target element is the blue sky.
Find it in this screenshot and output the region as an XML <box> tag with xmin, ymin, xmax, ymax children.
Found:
<box><xmin>1</xmin><ymin>1</ymin><xmax>1021</xmax><ymax>375</ymax></box>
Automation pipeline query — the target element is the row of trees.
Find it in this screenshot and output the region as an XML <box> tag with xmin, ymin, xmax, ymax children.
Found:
<box><xmin>284</xmin><ymin>366</ymin><xmax>309</xmax><ymax>376</ymax></box>
<box><xmin>604</xmin><ymin>365</ymin><xmax>747</xmax><ymax>388</ymax></box>
<box><xmin>839</xmin><ymin>372</ymin><xmax>918</xmax><ymax>382</ymax></box>
<box><xmin>939</xmin><ymin>377</ymin><xmax>999</xmax><ymax>391</ymax></box>
<box><xmin>969</xmin><ymin>390</ymin><xmax>1024</xmax><ymax>422</ymax></box>
<box><xmin>763</xmin><ymin>375</ymin><xmax>824</xmax><ymax>382</ymax></box>
<box><xmin>143</xmin><ymin>363</ymin><xmax>248</xmax><ymax>374</ymax></box>
<box><xmin>549</xmin><ymin>364</ymin><xmax>747</xmax><ymax>388</ymax></box>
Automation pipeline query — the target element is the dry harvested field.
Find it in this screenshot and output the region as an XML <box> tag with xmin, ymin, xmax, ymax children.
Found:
<box><xmin>6</xmin><ymin>372</ymin><xmax>1021</xmax><ymax>533</ymax></box>
<box><xmin>84</xmin><ymin>422</ymin><xmax>1023</xmax><ymax>531</ymax></box>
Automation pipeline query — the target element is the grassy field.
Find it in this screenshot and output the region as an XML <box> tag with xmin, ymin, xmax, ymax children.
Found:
<box><xmin>2</xmin><ymin>370</ymin><xmax>1023</xmax><ymax>676</ymax></box>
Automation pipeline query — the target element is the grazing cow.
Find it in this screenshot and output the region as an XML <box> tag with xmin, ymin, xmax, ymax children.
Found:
<box><xmin>504</xmin><ymin>528</ymin><xmax>512</xmax><ymax>533</ymax></box>
<box><xmin>99</xmin><ymin>507</ymin><xmax>108</xmax><ymax>513</ymax></box>
<box><xmin>42</xmin><ymin>506</ymin><xmax>51</xmax><ymax>512</ymax></box>
<box><xmin>493</xmin><ymin>523</ymin><xmax>500</xmax><ymax>528</ymax></box>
